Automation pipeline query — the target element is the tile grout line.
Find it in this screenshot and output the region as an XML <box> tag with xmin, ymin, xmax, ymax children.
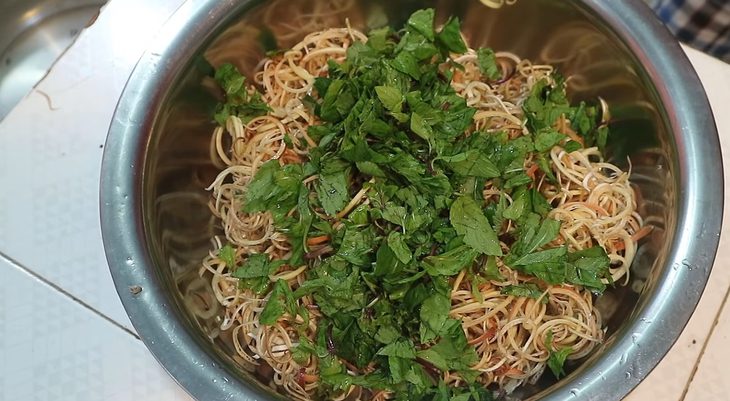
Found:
<box><xmin>680</xmin><ymin>281</ymin><xmax>730</xmax><ymax>401</ymax></box>
<box><xmin>0</xmin><ymin>251</ymin><xmax>141</xmax><ymax>341</ymax></box>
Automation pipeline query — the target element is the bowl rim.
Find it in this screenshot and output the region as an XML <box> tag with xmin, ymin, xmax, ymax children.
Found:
<box><xmin>100</xmin><ymin>0</ymin><xmax>724</xmax><ymax>400</ymax></box>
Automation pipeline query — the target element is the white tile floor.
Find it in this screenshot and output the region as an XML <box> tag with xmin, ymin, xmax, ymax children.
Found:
<box><xmin>685</xmin><ymin>293</ymin><xmax>730</xmax><ymax>400</ymax></box>
<box><xmin>0</xmin><ymin>255</ymin><xmax>192</xmax><ymax>401</ymax></box>
<box><xmin>0</xmin><ymin>1</ymin><xmax>193</xmax><ymax>399</ymax></box>
<box><xmin>0</xmin><ymin>1</ymin><xmax>728</xmax><ymax>400</ymax></box>
<box><xmin>0</xmin><ymin>0</ymin><xmax>188</xmax><ymax>333</ymax></box>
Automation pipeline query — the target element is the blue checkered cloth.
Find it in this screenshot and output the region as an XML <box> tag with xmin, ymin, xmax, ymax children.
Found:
<box><xmin>646</xmin><ymin>0</ymin><xmax>730</xmax><ymax>62</ymax></box>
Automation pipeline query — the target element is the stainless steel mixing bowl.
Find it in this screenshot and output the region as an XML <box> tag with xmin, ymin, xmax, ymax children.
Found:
<box><xmin>100</xmin><ymin>0</ymin><xmax>723</xmax><ymax>400</ymax></box>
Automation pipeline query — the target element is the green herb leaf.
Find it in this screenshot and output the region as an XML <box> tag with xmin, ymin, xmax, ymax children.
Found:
<box><xmin>531</xmin><ymin>189</ymin><xmax>552</xmax><ymax>218</ymax></box>
<box><xmin>287</xmin><ymin>184</ymin><xmax>314</xmax><ymax>266</ymax></box>
<box><xmin>502</xmin><ymin>188</ymin><xmax>528</xmax><ymax>221</ymax></box>
<box><xmin>291</xmin><ymin>337</ymin><xmax>314</xmax><ymax>364</ymax></box>
<box><xmin>218</xmin><ymin>244</ymin><xmax>236</xmax><ymax>268</ymax></box>
<box><xmin>392</xmin><ymin>52</ymin><xmax>422</xmax><ymax>79</ymax></box>
<box><xmin>534</xmin><ymin>128</ymin><xmax>565</xmax><ymax>152</ymax></box>
<box><xmin>476</xmin><ymin>48</ymin><xmax>501</xmax><ymax>80</ymax></box>
<box><xmin>548</xmin><ymin>346</ymin><xmax>573</xmax><ymax>379</ymax></box>
<box><xmin>512</xmin><ymin>246</ymin><xmax>566</xmax><ymax>266</ymax></box>
<box><xmin>523</xmin><ymin>218</ymin><xmax>562</xmax><ymax>255</ymax></box>
<box><xmin>419</xmin><ymin>293</ymin><xmax>453</xmax><ymax>343</ymax></box>
<box><xmin>336</xmin><ymin>227</ymin><xmax>374</xmax><ymax>267</ymax></box>
<box><xmin>377</xmin><ymin>339</ymin><xmax>417</xmax><ymax>359</ymax></box>
<box><xmin>417</xmin><ymin>319</ymin><xmax>478</xmax><ymax>372</ymax></box>
<box><xmin>442</xmin><ymin>150</ymin><xmax>500</xmax><ymax>179</ymax></box>
<box><xmin>215</xmin><ymin>63</ymin><xmax>245</xmax><ymax>95</ymax></box>
<box><xmin>450</xmin><ymin>196</ymin><xmax>502</xmax><ymax>256</ymax></box>
<box><xmin>381</xmin><ymin>203</ymin><xmax>408</xmax><ymax>227</ymax></box>
<box><xmin>243</xmin><ymin>161</ymin><xmax>303</xmax><ymax>222</ymax></box>
<box><xmin>387</xmin><ymin>231</ymin><xmax>413</xmax><ymax>264</ymax></box>
<box><xmin>356</xmin><ymin>161</ymin><xmax>387</xmax><ymax>177</ymax></box>
<box><xmin>501</xmin><ymin>283</ymin><xmax>547</xmax><ymax>302</ymax></box>
<box><xmin>319</xmin><ymin>79</ymin><xmax>356</xmax><ymax>122</ymax></box>
<box><xmin>597</xmin><ymin>125</ymin><xmax>609</xmax><ymax>150</ymax></box>
<box><xmin>232</xmin><ymin>253</ymin><xmax>279</xmax><ymax>279</ymax></box>
<box><xmin>566</xmin><ymin>246</ymin><xmax>610</xmax><ymax>292</ymax></box>
<box><xmin>315</xmin><ymin>158</ymin><xmax>350</xmax><ymax>216</ymax></box>
<box><xmin>422</xmin><ymin>245</ymin><xmax>478</xmax><ymax>276</ymax></box>
<box><xmin>213</xmin><ymin>63</ymin><xmax>271</xmax><ymax>124</ymax></box>
<box><xmin>375</xmin><ymin>85</ymin><xmax>404</xmax><ymax>113</ymax></box>
<box><xmin>523</xmin><ymin>79</ymin><xmax>571</xmax><ymax>131</ymax></box>
<box><xmin>436</xmin><ymin>17</ymin><xmax>467</xmax><ymax>54</ymax></box>
<box><xmin>406</xmin><ymin>9</ymin><xmax>436</xmax><ymax>41</ymax></box>
<box><xmin>259</xmin><ymin>279</ymin><xmax>295</xmax><ymax>325</ymax></box>
<box><xmin>483</xmin><ymin>255</ymin><xmax>504</xmax><ymax>281</ymax></box>
<box><xmin>564</xmin><ymin>140</ymin><xmax>582</xmax><ymax>153</ymax></box>
<box><xmin>411</xmin><ymin>112</ymin><xmax>434</xmax><ymax>142</ymax></box>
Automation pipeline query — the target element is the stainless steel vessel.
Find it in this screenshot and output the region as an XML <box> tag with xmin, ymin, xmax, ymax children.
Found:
<box><xmin>100</xmin><ymin>1</ymin><xmax>723</xmax><ymax>400</ymax></box>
